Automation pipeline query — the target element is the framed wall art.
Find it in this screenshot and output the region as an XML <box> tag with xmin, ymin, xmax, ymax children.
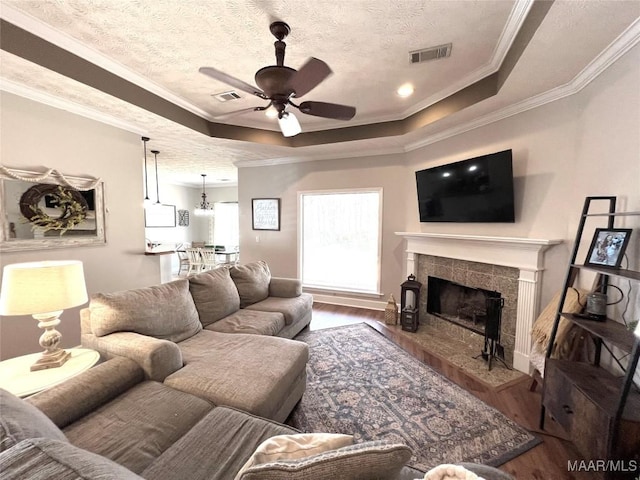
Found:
<box><xmin>252</xmin><ymin>198</ymin><xmax>280</xmax><ymax>231</ymax></box>
<box><xmin>144</xmin><ymin>204</ymin><xmax>177</xmax><ymax>228</ymax></box>
<box><xmin>585</xmin><ymin>228</ymin><xmax>632</xmax><ymax>268</ymax></box>
<box><xmin>0</xmin><ymin>165</ymin><xmax>106</xmax><ymax>252</ymax></box>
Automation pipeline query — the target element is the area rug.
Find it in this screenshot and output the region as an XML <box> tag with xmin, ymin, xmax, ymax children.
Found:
<box><xmin>288</xmin><ymin>323</ymin><xmax>540</xmax><ymax>472</ymax></box>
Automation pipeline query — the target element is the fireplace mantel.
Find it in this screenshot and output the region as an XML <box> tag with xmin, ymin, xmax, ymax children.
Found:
<box><xmin>395</xmin><ymin>232</ymin><xmax>563</xmax><ymax>373</ymax></box>
<box><xmin>395</xmin><ymin>232</ymin><xmax>562</xmax><ymax>272</ymax></box>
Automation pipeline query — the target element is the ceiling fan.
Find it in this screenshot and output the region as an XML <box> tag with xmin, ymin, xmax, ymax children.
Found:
<box><xmin>199</xmin><ymin>21</ymin><xmax>356</xmax><ymax>137</ymax></box>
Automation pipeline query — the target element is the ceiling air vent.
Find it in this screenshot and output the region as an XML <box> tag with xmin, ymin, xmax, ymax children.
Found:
<box><xmin>213</xmin><ymin>91</ymin><xmax>242</xmax><ymax>102</ymax></box>
<box><xmin>409</xmin><ymin>43</ymin><xmax>452</xmax><ymax>64</ymax></box>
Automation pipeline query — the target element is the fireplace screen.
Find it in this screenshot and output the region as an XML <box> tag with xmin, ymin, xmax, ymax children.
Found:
<box><xmin>426</xmin><ymin>276</ymin><xmax>501</xmax><ymax>335</ymax></box>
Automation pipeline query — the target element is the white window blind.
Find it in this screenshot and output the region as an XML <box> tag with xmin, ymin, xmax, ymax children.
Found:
<box><xmin>300</xmin><ymin>189</ymin><xmax>382</xmax><ymax>294</ymax></box>
<box><xmin>213</xmin><ymin>202</ymin><xmax>239</xmax><ymax>248</ymax></box>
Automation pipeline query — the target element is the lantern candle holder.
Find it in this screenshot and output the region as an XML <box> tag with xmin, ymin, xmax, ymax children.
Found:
<box><xmin>400</xmin><ymin>274</ymin><xmax>422</xmax><ymax>332</ymax></box>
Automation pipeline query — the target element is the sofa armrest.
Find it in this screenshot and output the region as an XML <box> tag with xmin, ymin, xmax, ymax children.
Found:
<box><xmin>27</xmin><ymin>357</ymin><xmax>144</xmax><ymax>429</ymax></box>
<box><xmin>82</xmin><ymin>331</ymin><xmax>182</xmax><ymax>381</ymax></box>
<box><xmin>269</xmin><ymin>277</ymin><xmax>302</xmax><ymax>298</ymax></box>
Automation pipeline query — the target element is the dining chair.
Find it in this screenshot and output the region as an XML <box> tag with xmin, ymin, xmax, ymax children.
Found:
<box><xmin>185</xmin><ymin>248</ymin><xmax>204</xmax><ymax>275</ymax></box>
<box><xmin>176</xmin><ymin>250</ymin><xmax>190</xmax><ymax>276</ymax></box>
<box><xmin>200</xmin><ymin>249</ymin><xmax>218</xmax><ymax>271</ymax></box>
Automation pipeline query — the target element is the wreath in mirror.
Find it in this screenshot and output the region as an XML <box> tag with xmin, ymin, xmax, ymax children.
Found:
<box><xmin>19</xmin><ymin>184</ymin><xmax>88</xmax><ymax>235</ymax></box>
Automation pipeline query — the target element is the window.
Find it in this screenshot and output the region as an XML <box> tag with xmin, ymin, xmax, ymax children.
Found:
<box><xmin>213</xmin><ymin>202</ymin><xmax>239</xmax><ymax>248</ymax></box>
<box><xmin>299</xmin><ymin>189</ymin><xmax>382</xmax><ymax>294</ymax></box>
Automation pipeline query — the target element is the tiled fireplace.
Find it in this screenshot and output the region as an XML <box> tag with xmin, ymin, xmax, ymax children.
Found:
<box><xmin>396</xmin><ymin>232</ymin><xmax>561</xmax><ymax>373</ymax></box>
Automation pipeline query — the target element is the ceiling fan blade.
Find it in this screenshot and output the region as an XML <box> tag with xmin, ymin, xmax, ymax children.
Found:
<box><xmin>199</xmin><ymin>67</ymin><xmax>266</xmax><ymax>98</ymax></box>
<box><xmin>213</xmin><ymin>106</ymin><xmax>266</xmax><ymax>120</ymax></box>
<box><xmin>287</xmin><ymin>57</ymin><xmax>332</xmax><ymax>98</ymax></box>
<box><xmin>298</xmin><ymin>101</ymin><xmax>356</xmax><ymax>121</ymax></box>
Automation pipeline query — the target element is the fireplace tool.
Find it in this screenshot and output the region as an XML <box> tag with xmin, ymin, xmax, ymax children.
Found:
<box><xmin>475</xmin><ymin>296</ymin><xmax>510</xmax><ymax>371</ymax></box>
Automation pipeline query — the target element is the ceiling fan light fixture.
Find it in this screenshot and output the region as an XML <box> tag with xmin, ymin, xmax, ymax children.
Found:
<box><xmin>278</xmin><ymin>112</ymin><xmax>301</xmax><ymax>137</ymax></box>
<box><xmin>194</xmin><ymin>174</ymin><xmax>215</xmax><ymax>217</ymax></box>
<box><xmin>265</xmin><ymin>105</ymin><xmax>279</xmax><ymax>119</ymax></box>
<box><xmin>397</xmin><ymin>84</ymin><xmax>414</xmax><ymax>98</ymax></box>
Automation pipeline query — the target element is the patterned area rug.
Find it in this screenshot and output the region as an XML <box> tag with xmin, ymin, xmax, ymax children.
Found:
<box><xmin>288</xmin><ymin>323</ymin><xmax>540</xmax><ymax>472</ymax></box>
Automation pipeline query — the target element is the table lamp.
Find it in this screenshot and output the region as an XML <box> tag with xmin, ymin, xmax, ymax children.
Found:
<box><xmin>0</xmin><ymin>260</ymin><xmax>88</xmax><ymax>371</ymax></box>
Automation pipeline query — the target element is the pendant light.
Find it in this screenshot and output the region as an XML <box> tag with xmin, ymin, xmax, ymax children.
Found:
<box><xmin>194</xmin><ymin>174</ymin><xmax>215</xmax><ymax>216</ymax></box>
<box><xmin>142</xmin><ymin>137</ymin><xmax>152</xmax><ymax>206</ymax></box>
<box><xmin>151</xmin><ymin>149</ymin><xmax>161</xmax><ymax>205</ymax></box>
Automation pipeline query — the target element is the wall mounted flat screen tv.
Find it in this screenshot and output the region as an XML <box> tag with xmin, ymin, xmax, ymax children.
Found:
<box><xmin>416</xmin><ymin>149</ymin><xmax>515</xmax><ymax>223</ymax></box>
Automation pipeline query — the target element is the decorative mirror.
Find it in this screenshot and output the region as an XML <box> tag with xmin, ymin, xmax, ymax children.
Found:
<box><xmin>0</xmin><ymin>166</ymin><xmax>106</xmax><ymax>252</ymax></box>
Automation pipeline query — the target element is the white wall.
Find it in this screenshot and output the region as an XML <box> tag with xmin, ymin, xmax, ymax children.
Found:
<box><xmin>0</xmin><ymin>92</ymin><xmax>159</xmax><ymax>359</ymax></box>
<box><xmin>239</xmin><ymin>43</ymin><xmax>640</xmax><ymax>315</ymax></box>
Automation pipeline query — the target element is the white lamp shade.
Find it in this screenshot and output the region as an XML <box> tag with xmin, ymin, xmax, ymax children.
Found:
<box><xmin>278</xmin><ymin>112</ymin><xmax>301</xmax><ymax>137</ymax></box>
<box><xmin>635</xmin><ymin>319</ymin><xmax>640</xmax><ymax>339</ymax></box>
<box><xmin>0</xmin><ymin>260</ymin><xmax>88</xmax><ymax>316</ymax></box>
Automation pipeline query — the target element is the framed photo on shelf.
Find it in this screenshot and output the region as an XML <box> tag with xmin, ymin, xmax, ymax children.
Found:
<box><xmin>252</xmin><ymin>198</ymin><xmax>280</xmax><ymax>231</ymax></box>
<box><xmin>585</xmin><ymin>228</ymin><xmax>632</xmax><ymax>268</ymax></box>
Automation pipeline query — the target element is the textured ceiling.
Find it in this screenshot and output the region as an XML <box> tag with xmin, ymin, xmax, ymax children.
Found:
<box><xmin>1</xmin><ymin>0</ymin><xmax>639</xmax><ymax>186</ymax></box>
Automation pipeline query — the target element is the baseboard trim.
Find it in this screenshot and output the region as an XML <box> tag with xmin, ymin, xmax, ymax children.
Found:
<box><xmin>512</xmin><ymin>352</ymin><xmax>530</xmax><ymax>374</ymax></box>
<box><xmin>311</xmin><ymin>294</ymin><xmax>386</xmax><ymax>311</ymax></box>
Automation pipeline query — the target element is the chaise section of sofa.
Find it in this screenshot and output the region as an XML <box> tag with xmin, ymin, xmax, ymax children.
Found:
<box><xmin>80</xmin><ymin>263</ymin><xmax>311</xmax><ymax>421</ymax></box>
<box><xmin>0</xmin><ymin>357</ymin><xmax>303</xmax><ymax>480</ymax></box>
<box><xmin>1</xmin><ymin>356</ymin><xmax>423</xmax><ymax>480</ymax></box>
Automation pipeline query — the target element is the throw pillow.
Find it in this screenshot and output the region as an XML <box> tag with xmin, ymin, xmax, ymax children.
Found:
<box><xmin>0</xmin><ymin>438</ymin><xmax>143</xmax><ymax>480</ymax></box>
<box><xmin>189</xmin><ymin>268</ymin><xmax>241</xmax><ymax>326</ymax></box>
<box><xmin>0</xmin><ymin>389</ymin><xmax>67</xmax><ymax>452</ymax></box>
<box><xmin>90</xmin><ymin>279</ymin><xmax>202</xmax><ymax>342</ymax></box>
<box><xmin>230</xmin><ymin>261</ymin><xmax>271</xmax><ymax>308</ymax></box>
<box><xmin>237</xmin><ymin>440</ymin><xmax>411</xmax><ymax>480</ymax></box>
<box><xmin>234</xmin><ymin>433</ymin><xmax>353</xmax><ymax>480</ymax></box>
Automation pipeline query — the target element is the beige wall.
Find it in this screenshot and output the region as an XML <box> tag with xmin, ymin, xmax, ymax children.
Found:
<box><xmin>238</xmin><ymin>155</ymin><xmax>407</xmax><ymax>304</ymax></box>
<box><xmin>239</xmin><ymin>44</ymin><xmax>640</xmax><ymax>311</ymax></box>
<box><xmin>0</xmin><ymin>92</ymin><xmax>158</xmax><ymax>359</ymax></box>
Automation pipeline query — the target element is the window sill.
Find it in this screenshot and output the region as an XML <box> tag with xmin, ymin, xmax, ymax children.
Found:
<box><xmin>303</xmin><ymin>285</ymin><xmax>384</xmax><ymax>298</ymax></box>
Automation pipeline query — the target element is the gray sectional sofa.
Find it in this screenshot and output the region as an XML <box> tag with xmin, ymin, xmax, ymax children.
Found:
<box><xmin>0</xmin><ymin>260</ymin><xmax>515</xmax><ymax>479</ymax></box>
<box><xmin>80</xmin><ymin>261</ymin><xmax>312</xmax><ymax>422</ymax></box>
<box><xmin>0</xmin><ymin>357</ymin><xmax>415</xmax><ymax>480</ymax></box>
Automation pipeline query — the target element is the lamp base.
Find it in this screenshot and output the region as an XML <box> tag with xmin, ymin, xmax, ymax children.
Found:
<box><xmin>30</xmin><ymin>348</ymin><xmax>71</xmax><ymax>371</ymax></box>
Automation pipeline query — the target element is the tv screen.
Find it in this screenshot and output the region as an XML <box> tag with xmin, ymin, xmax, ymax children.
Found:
<box><xmin>415</xmin><ymin>149</ymin><xmax>515</xmax><ymax>223</ymax></box>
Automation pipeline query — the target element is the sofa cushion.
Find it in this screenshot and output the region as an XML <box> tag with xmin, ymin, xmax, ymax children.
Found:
<box><xmin>230</xmin><ymin>261</ymin><xmax>271</xmax><ymax>308</ymax></box>
<box><xmin>237</xmin><ymin>441</ymin><xmax>412</xmax><ymax>480</ymax></box>
<box><xmin>165</xmin><ymin>330</ymin><xmax>308</xmax><ymax>420</ymax></box>
<box><xmin>205</xmin><ymin>309</ymin><xmax>285</xmax><ymax>336</ymax></box>
<box><xmin>63</xmin><ymin>381</ymin><xmax>212</xmax><ymax>474</ymax></box>
<box><xmin>245</xmin><ymin>293</ymin><xmax>313</xmax><ymax>326</ymax></box>
<box><xmin>0</xmin><ymin>389</ymin><xmax>67</xmax><ymax>452</ymax></box>
<box><xmin>189</xmin><ymin>268</ymin><xmax>241</xmax><ymax>326</ymax></box>
<box><xmin>89</xmin><ymin>279</ymin><xmax>202</xmax><ymax>342</ymax></box>
<box><xmin>0</xmin><ymin>438</ymin><xmax>143</xmax><ymax>480</ymax></box>
<box><xmin>235</xmin><ymin>433</ymin><xmax>354</xmax><ymax>479</ymax></box>
<box><xmin>142</xmin><ymin>407</ymin><xmax>296</xmax><ymax>480</ymax></box>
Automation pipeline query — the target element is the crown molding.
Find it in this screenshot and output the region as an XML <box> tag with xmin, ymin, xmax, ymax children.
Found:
<box><xmin>396</xmin><ymin>0</ymin><xmax>535</xmax><ymax>120</ymax></box>
<box><xmin>404</xmin><ymin>17</ymin><xmax>640</xmax><ymax>153</ymax></box>
<box><xmin>0</xmin><ymin>78</ymin><xmax>147</xmax><ymax>135</ymax></box>
<box><xmin>0</xmin><ymin>3</ymin><xmax>215</xmax><ymax>122</ymax></box>
<box><xmin>234</xmin><ymin>145</ymin><xmax>406</xmax><ymax>168</ymax></box>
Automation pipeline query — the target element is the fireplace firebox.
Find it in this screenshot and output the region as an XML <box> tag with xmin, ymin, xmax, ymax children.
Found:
<box><xmin>426</xmin><ymin>276</ymin><xmax>501</xmax><ymax>334</ymax></box>
<box><xmin>427</xmin><ymin>276</ymin><xmax>507</xmax><ymax>370</ymax></box>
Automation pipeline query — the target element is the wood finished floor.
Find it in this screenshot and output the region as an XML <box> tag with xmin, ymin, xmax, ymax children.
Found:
<box><xmin>309</xmin><ymin>303</ymin><xmax>595</xmax><ymax>480</ymax></box>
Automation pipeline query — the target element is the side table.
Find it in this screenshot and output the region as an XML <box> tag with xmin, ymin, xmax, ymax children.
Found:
<box><xmin>0</xmin><ymin>348</ymin><xmax>100</xmax><ymax>398</ymax></box>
